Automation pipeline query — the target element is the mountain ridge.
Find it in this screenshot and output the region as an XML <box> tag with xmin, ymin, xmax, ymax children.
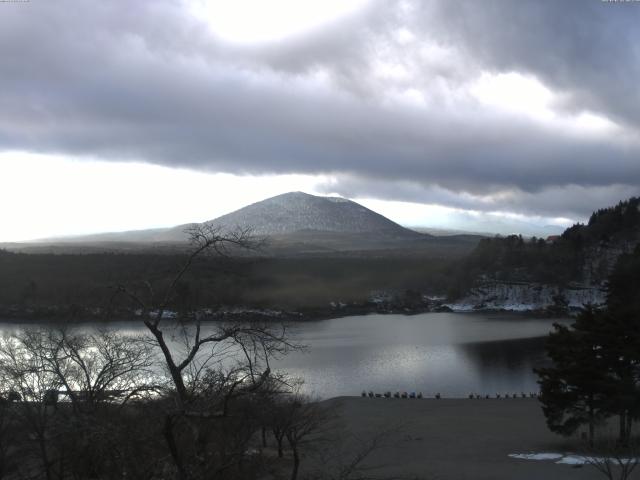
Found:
<box><xmin>31</xmin><ymin>192</ymin><xmax>424</xmax><ymax>245</ymax></box>
<box><xmin>166</xmin><ymin>191</ymin><xmax>419</xmax><ymax>240</ymax></box>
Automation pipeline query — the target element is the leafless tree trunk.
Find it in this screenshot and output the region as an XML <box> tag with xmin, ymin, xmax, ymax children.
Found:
<box><xmin>265</xmin><ymin>395</ymin><xmax>335</xmax><ymax>480</ymax></box>
<box><xmin>111</xmin><ymin>223</ymin><xmax>300</xmax><ymax>480</ymax></box>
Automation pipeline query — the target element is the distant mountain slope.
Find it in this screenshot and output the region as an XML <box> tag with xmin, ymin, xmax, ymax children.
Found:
<box><xmin>31</xmin><ymin>192</ymin><xmax>425</xmax><ymax>247</ymax></box>
<box><xmin>46</xmin><ymin>227</ymin><xmax>172</xmax><ymax>244</ymax></box>
<box><xmin>165</xmin><ymin>191</ymin><xmax>418</xmax><ymax>239</ymax></box>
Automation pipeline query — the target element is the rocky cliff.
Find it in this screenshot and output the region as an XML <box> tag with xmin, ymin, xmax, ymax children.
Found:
<box><xmin>449</xmin><ymin>281</ymin><xmax>605</xmax><ymax>312</ymax></box>
<box><xmin>453</xmin><ymin>197</ymin><xmax>640</xmax><ymax>312</ymax></box>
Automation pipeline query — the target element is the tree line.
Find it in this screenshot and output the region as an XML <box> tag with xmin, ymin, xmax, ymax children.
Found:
<box><xmin>449</xmin><ymin>196</ymin><xmax>640</xmax><ymax>298</ymax></box>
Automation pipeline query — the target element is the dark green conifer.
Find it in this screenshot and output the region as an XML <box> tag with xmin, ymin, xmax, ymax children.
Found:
<box><xmin>536</xmin><ymin>307</ymin><xmax>609</xmax><ymax>446</ymax></box>
<box><xmin>537</xmin><ymin>245</ymin><xmax>640</xmax><ymax>445</ymax></box>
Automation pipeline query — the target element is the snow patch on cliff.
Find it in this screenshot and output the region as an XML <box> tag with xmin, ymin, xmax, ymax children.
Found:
<box><xmin>447</xmin><ymin>281</ymin><xmax>605</xmax><ymax>312</ymax></box>
<box><xmin>510</xmin><ymin>452</ymin><xmax>640</xmax><ymax>466</ymax></box>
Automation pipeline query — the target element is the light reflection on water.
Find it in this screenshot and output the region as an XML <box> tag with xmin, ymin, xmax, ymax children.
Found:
<box><xmin>277</xmin><ymin>313</ymin><xmax>565</xmax><ymax>398</ymax></box>
<box><xmin>0</xmin><ymin>312</ymin><xmax>567</xmax><ymax>399</ymax></box>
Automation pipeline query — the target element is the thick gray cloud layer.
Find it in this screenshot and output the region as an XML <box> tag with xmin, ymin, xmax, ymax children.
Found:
<box><xmin>2</xmin><ymin>0</ymin><xmax>640</xmax><ymax>220</ymax></box>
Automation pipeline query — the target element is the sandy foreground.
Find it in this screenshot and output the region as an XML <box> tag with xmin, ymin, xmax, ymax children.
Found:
<box><xmin>319</xmin><ymin>397</ymin><xmax>607</xmax><ymax>480</ymax></box>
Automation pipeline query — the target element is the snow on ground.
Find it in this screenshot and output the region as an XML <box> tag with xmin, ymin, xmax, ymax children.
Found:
<box><xmin>450</xmin><ymin>281</ymin><xmax>607</xmax><ymax>312</ymax></box>
<box><xmin>510</xmin><ymin>452</ymin><xmax>640</xmax><ymax>466</ymax></box>
<box><xmin>444</xmin><ymin>301</ymin><xmax>542</xmax><ymax>312</ymax></box>
<box><xmin>442</xmin><ymin>303</ymin><xmax>477</xmax><ymax>312</ymax></box>
<box><xmin>509</xmin><ymin>453</ymin><xmax>563</xmax><ymax>461</ymax></box>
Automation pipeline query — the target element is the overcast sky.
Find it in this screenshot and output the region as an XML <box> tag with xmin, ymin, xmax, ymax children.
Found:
<box><xmin>1</xmin><ymin>0</ymin><xmax>640</xmax><ymax>241</ymax></box>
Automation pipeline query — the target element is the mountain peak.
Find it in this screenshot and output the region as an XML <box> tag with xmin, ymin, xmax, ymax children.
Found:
<box><xmin>37</xmin><ymin>192</ymin><xmax>422</xmax><ymax>246</ymax></box>
<box><xmin>199</xmin><ymin>191</ymin><xmax>411</xmax><ymax>237</ymax></box>
<box><xmin>263</xmin><ymin>191</ymin><xmax>349</xmax><ymax>203</ymax></box>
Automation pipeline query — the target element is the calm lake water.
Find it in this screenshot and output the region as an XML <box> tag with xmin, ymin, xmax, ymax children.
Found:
<box><xmin>280</xmin><ymin>312</ymin><xmax>566</xmax><ymax>398</ymax></box>
<box><xmin>0</xmin><ymin>312</ymin><xmax>567</xmax><ymax>399</ymax></box>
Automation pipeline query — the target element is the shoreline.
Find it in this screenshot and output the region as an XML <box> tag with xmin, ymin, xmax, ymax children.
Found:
<box><xmin>0</xmin><ymin>301</ymin><xmax>570</xmax><ymax>324</ymax></box>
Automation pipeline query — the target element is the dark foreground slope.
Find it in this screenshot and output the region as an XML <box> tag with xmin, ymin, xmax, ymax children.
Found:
<box><xmin>325</xmin><ymin>397</ymin><xmax>601</xmax><ymax>480</ymax></box>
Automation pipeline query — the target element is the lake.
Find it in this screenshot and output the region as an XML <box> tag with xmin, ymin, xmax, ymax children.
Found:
<box><xmin>279</xmin><ymin>312</ymin><xmax>566</xmax><ymax>398</ymax></box>
<box><xmin>0</xmin><ymin>312</ymin><xmax>567</xmax><ymax>399</ymax></box>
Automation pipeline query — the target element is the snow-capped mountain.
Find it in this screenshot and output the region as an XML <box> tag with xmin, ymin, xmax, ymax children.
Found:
<box><xmin>38</xmin><ymin>192</ymin><xmax>424</xmax><ymax>244</ymax></box>
<box><xmin>181</xmin><ymin>191</ymin><xmax>417</xmax><ymax>237</ymax></box>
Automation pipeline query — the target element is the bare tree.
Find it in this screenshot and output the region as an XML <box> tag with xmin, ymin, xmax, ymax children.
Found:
<box><xmin>264</xmin><ymin>394</ymin><xmax>336</xmax><ymax>480</ymax></box>
<box><xmin>0</xmin><ymin>333</ymin><xmax>64</xmax><ymax>480</ymax></box>
<box><xmin>114</xmin><ymin>224</ymin><xmax>274</xmax><ymax>403</ymax></box>
<box><xmin>23</xmin><ymin>328</ymin><xmax>157</xmax><ymax>411</ymax></box>
<box><xmin>112</xmin><ymin>223</ymin><xmax>301</xmax><ymax>480</ymax></box>
<box><xmin>0</xmin><ymin>327</ymin><xmax>162</xmax><ymax>480</ymax></box>
<box><xmin>268</xmin><ymin>396</ymin><xmax>417</xmax><ymax>480</ymax></box>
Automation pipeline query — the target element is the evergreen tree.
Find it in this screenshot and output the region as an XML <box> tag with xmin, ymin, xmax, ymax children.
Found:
<box><xmin>536</xmin><ymin>307</ymin><xmax>609</xmax><ymax>445</ymax></box>
<box><xmin>602</xmin><ymin>245</ymin><xmax>640</xmax><ymax>444</ymax></box>
<box><xmin>536</xmin><ymin>246</ymin><xmax>640</xmax><ymax>445</ymax></box>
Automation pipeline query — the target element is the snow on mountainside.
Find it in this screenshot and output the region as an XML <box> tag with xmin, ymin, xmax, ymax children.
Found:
<box><xmin>39</xmin><ymin>192</ymin><xmax>423</xmax><ymax>245</ymax></box>
<box><xmin>447</xmin><ymin>281</ymin><xmax>606</xmax><ymax>312</ymax></box>
<box><xmin>166</xmin><ymin>192</ymin><xmax>419</xmax><ymax>239</ymax></box>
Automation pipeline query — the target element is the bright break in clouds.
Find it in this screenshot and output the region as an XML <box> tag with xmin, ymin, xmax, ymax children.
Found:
<box><xmin>1</xmin><ymin>0</ymin><xmax>640</xmax><ymax>239</ymax></box>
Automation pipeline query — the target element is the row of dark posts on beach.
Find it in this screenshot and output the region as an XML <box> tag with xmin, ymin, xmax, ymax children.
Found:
<box><xmin>361</xmin><ymin>391</ymin><xmax>541</xmax><ymax>399</ymax></box>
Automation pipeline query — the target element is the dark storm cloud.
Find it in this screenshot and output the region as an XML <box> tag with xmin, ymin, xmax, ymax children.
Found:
<box><xmin>1</xmin><ymin>0</ymin><xmax>640</xmax><ymax>219</ymax></box>
<box><xmin>421</xmin><ymin>0</ymin><xmax>640</xmax><ymax>128</ymax></box>
<box><xmin>316</xmin><ymin>176</ymin><xmax>640</xmax><ymax>221</ymax></box>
